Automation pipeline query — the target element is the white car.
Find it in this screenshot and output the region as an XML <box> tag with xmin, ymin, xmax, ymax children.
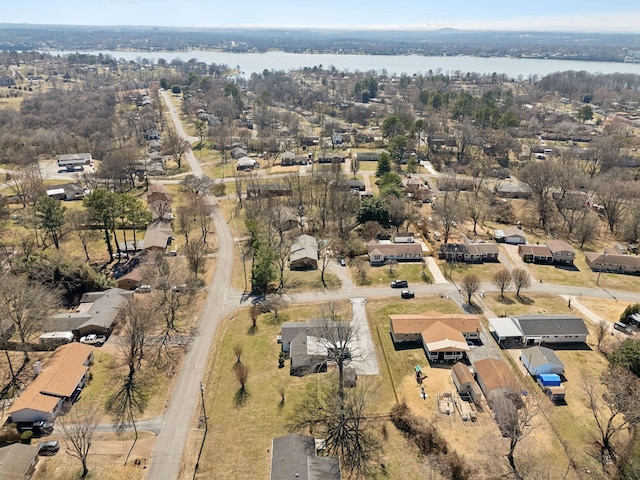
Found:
<box><xmin>79</xmin><ymin>334</ymin><xmax>107</xmax><ymax>345</ymax></box>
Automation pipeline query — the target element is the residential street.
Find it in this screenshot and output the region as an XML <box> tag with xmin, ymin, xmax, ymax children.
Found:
<box><xmin>145</xmin><ymin>89</ymin><xmax>640</xmax><ymax>480</ymax></box>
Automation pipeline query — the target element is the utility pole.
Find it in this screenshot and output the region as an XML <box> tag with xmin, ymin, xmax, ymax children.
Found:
<box><xmin>596</xmin><ymin>250</ymin><xmax>607</xmax><ymax>286</ymax></box>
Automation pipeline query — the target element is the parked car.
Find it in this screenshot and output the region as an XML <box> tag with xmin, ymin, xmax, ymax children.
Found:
<box><xmin>401</xmin><ymin>290</ymin><xmax>415</xmax><ymax>299</ymax></box>
<box><xmin>79</xmin><ymin>334</ymin><xmax>107</xmax><ymax>345</ymax></box>
<box><xmin>391</xmin><ymin>280</ymin><xmax>408</xmax><ymax>288</ymax></box>
<box><xmin>37</xmin><ymin>440</ymin><xmax>60</xmax><ymax>456</ymax></box>
<box><xmin>16</xmin><ymin>421</ymin><xmax>54</xmax><ymax>436</ymax></box>
<box><xmin>339</xmin><ymin>258</ymin><xmax>346</xmax><ymax>267</ymax></box>
<box><xmin>136</xmin><ymin>284</ymin><xmax>152</xmax><ymax>293</ymax></box>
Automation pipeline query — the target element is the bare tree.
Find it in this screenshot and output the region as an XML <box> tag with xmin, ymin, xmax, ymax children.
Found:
<box><xmin>291</xmin><ymin>378</ymin><xmax>380</xmax><ymax>478</ymax></box>
<box><xmin>176</xmin><ymin>204</ymin><xmax>194</xmax><ymax>244</ymax></box>
<box><xmin>234</xmin><ymin>363</ymin><xmax>250</xmax><ymax>405</ymax></box>
<box><xmin>161</xmin><ymin>127</ymin><xmax>190</xmax><ymax>168</ymax></box>
<box><xmin>512</xmin><ymin>268</ymin><xmax>531</xmax><ymax>299</ymax></box>
<box><xmin>460</xmin><ymin>274</ymin><xmax>480</xmax><ymax>305</ymax></box>
<box><xmin>183</xmin><ymin>239</ymin><xmax>207</xmax><ymax>278</ymax></box>
<box><xmin>492</xmin><ymin>394</ymin><xmax>544</xmax><ymax>480</ymax></box>
<box><xmin>0</xmin><ymin>273</ymin><xmax>59</xmax><ymax>358</ymax></box>
<box><xmin>494</xmin><ymin>268</ymin><xmax>512</xmax><ymax>300</ymax></box>
<box><xmin>585</xmin><ymin>366</ymin><xmax>640</xmax><ymax>467</ymax></box>
<box><xmin>67</xmin><ymin>210</ymin><xmax>98</xmax><ymax>262</ymax></box>
<box><xmin>233</xmin><ymin>343</ymin><xmax>244</xmax><ymax>364</ymax></box>
<box><xmin>261</xmin><ymin>293</ymin><xmax>289</xmax><ymax>322</ymax></box>
<box><xmin>59</xmin><ymin>404</ymin><xmax>99</xmax><ymax>478</ymax></box>
<box><xmin>519</xmin><ymin>160</ymin><xmax>558</xmax><ymax>231</ymax></box>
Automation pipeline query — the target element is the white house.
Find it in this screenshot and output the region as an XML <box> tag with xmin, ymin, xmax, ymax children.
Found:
<box><xmin>494</xmin><ymin>226</ymin><xmax>526</xmax><ymax>245</ymax></box>
<box><xmin>520</xmin><ymin>346</ymin><xmax>565</xmax><ymax>376</ymax></box>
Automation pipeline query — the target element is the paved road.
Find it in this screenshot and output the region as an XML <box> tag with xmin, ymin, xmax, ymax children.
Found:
<box><xmin>146</xmin><ymin>93</ymin><xmax>235</xmax><ymax>480</ymax></box>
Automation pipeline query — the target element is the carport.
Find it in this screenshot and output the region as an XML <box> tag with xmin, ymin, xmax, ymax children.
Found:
<box><xmin>488</xmin><ymin>317</ymin><xmax>522</xmax><ymax>345</ymax></box>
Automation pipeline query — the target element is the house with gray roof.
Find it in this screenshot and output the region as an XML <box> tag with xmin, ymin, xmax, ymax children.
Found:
<box><xmin>0</xmin><ymin>443</ymin><xmax>39</xmax><ymax>480</ymax></box>
<box><xmin>270</xmin><ymin>433</ymin><xmax>341</xmax><ymax>480</ymax></box>
<box><xmin>439</xmin><ymin>242</ymin><xmax>499</xmax><ymax>263</ymax></box>
<box><xmin>43</xmin><ymin>288</ymin><xmax>132</xmax><ymax>338</ymax></box>
<box><xmin>290</xmin><ymin>235</ymin><xmax>319</xmax><ymax>270</ymax></box>
<box><xmin>516</xmin><ymin>315</ymin><xmax>588</xmax><ymax>346</ymax></box>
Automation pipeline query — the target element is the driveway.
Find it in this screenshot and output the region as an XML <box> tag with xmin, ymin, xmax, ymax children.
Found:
<box><xmin>348</xmin><ymin>298</ymin><xmax>380</xmax><ymax>375</ymax></box>
<box><xmin>327</xmin><ymin>260</ymin><xmax>354</xmax><ymax>290</ymax></box>
<box><xmin>425</xmin><ymin>257</ymin><xmax>448</xmax><ymax>284</ymax></box>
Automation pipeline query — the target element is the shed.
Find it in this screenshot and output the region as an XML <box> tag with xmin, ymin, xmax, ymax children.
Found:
<box><xmin>451</xmin><ymin>362</ymin><xmax>482</xmax><ymax>402</ymax></box>
<box><xmin>0</xmin><ymin>443</ymin><xmax>39</xmax><ymax>480</ymax></box>
<box><xmin>520</xmin><ymin>346</ymin><xmax>565</xmax><ymax>376</ymax></box>
<box><xmin>494</xmin><ymin>226</ymin><xmax>526</xmax><ymax>244</ymax></box>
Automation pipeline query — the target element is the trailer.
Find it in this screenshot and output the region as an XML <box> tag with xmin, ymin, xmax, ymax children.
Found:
<box><xmin>537</xmin><ymin>374</ymin><xmax>565</xmax><ymax>402</ymax></box>
<box><xmin>57</xmin><ymin>153</ymin><xmax>92</xmax><ymax>167</ymax></box>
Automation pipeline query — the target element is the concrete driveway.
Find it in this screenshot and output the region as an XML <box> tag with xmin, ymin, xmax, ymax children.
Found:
<box><xmin>348</xmin><ymin>298</ymin><xmax>380</xmax><ymax>375</ymax></box>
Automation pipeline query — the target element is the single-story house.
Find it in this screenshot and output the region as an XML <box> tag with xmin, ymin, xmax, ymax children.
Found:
<box><xmin>272</xmin><ymin>207</ymin><xmax>300</xmax><ymax>231</ymax></box>
<box><xmin>117</xmin><ymin>240</ymin><xmax>144</xmax><ymax>253</ymax></box>
<box><xmin>421</xmin><ymin>322</ymin><xmax>470</xmax><ymax>362</ymax></box>
<box><xmin>280</xmin><ymin>319</ymin><xmax>351</xmax><ymax>377</ymax></box>
<box><xmin>43</xmin><ymin>288</ymin><xmax>132</xmax><ymax>338</ymax></box>
<box><xmin>585</xmin><ymin>251</ymin><xmax>640</xmax><ymax>274</ymax></box>
<box><xmin>116</xmin><ymin>266</ymin><xmax>145</xmax><ymax>290</ymax></box>
<box><xmin>317</xmin><ymin>152</ymin><xmax>346</xmax><ymax>163</ymax></box>
<box><xmin>290</xmin><ymin>235</ymin><xmax>319</xmax><ymax>270</ymax></box>
<box><xmin>7</xmin><ymin>343</ymin><xmax>94</xmax><ymax>424</ymax></box>
<box><xmin>332</xmin><ymin>179</ymin><xmax>366</xmax><ymax>191</ymax></box>
<box><xmin>231</xmin><ymin>147</ymin><xmax>248</xmax><ymax>159</ymax></box>
<box><xmin>494</xmin><ymin>226</ymin><xmax>526</xmax><ymax>245</ymax></box>
<box><xmin>280</xmin><ymin>151</ymin><xmax>297</xmax><ymax>165</ymax></box>
<box><xmin>451</xmin><ymin>362</ymin><xmax>483</xmax><ymax>403</ymax></box>
<box><xmin>0</xmin><ymin>443</ymin><xmax>39</xmax><ymax>480</ymax></box>
<box><xmin>246</xmin><ymin>183</ymin><xmax>292</xmax><ymax>198</ymax></box>
<box><xmin>148</xmin><ymin>139</ymin><xmax>162</xmax><ymax>152</ymax></box>
<box><xmin>439</xmin><ymin>242</ymin><xmax>499</xmax><ymax>263</ymax></box>
<box><xmin>473</xmin><ymin>358</ymin><xmax>521</xmax><ymax>407</ymax></box>
<box><xmin>355</xmin><ymin>150</ymin><xmax>380</xmax><ymax>162</ymax></box>
<box><xmin>390</xmin><ymin>311</ymin><xmax>482</xmax><ymax>344</ymax></box>
<box><xmin>270</xmin><ymin>434</ymin><xmax>341</xmax><ymax>480</ymax></box>
<box><xmin>393</xmin><ymin>232</ymin><xmax>415</xmax><ymax>243</ymax></box>
<box><xmin>147</xmin><ymin>183</ymin><xmax>171</xmax><ymax>205</ymax></box>
<box><xmin>237</xmin><ymin>156</ymin><xmax>257</xmax><ymax>171</ymax></box>
<box><xmin>488</xmin><ymin>315</ymin><xmax>589</xmax><ymax>346</ymax></box>
<box><xmin>143</xmin><ymin>220</ymin><xmax>172</xmax><ymax>252</ymax></box>
<box><xmin>520</xmin><ymin>346</ymin><xmax>565</xmax><ymax>376</ymax></box>
<box><xmin>367</xmin><ymin>241</ymin><xmax>423</xmax><ymax>265</ymax></box>
<box><xmin>495</xmin><ymin>183</ymin><xmax>532</xmax><ymax>199</ymax></box>
<box><xmin>519</xmin><ymin>244</ymin><xmax>553</xmax><ymax>264</ymax></box>
<box><xmin>547</xmin><ymin>240</ymin><xmax>576</xmax><ymax>265</ymax></box>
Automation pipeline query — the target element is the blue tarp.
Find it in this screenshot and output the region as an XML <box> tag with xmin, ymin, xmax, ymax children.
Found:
<box><xmin>537</xmin><ymin>374</ymin><xmax>561</xmax><ymax>387</ymax></box>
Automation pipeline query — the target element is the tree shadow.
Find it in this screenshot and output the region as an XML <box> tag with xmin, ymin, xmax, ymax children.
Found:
<box><xmin>247</xmin><ymin>324</ymin><xmax>258</xmax><ymax>336</ymax></box>
<box><xmin>516</xmin><ymin>295</ymin><xmax>534</xmax><ymax>305</ymax></box>
<box><xmin>497</xmin><ymin>296</ymin><xmax>516</xmax><ymax>305</ymax></box>
<box><xmin>234</xmin><ymin>388</ymin><xmax>249</xmax><ymax>407</ymax></box>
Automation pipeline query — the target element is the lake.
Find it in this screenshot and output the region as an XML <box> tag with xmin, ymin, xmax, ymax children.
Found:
<box><xmin>48</xmin><ymin>50</ymin><xmax>640</xmax><ymax>78</ymax></box>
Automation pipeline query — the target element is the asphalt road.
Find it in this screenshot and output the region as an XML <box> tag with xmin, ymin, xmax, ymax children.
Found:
<box><xmin>146</xmin><ymin>93</ymin><xmax>235</xmax><ymax>480</ymax></box>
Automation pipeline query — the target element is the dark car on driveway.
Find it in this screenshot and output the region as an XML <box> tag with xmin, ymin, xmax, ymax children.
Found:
<box><xmin>37</xmin><ymin>440</ymin><xmax>60</xmax><ymax>456</ymax></box>
<box><xmin>391</xmin><ymin>280</ymin><xmax>408</xmax><ymax>288</ymax></box>
<box><xmin>401</xmin><ymin>290</ymin><xmax>415</xmax><ymax>299</ymax></box>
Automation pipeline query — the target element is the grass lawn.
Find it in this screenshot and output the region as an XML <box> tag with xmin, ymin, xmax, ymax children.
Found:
<box><xmin>578</xmin><ymin>297</ymin><xmax>632</xmax><ymax>323</ymax></box>
<box><xmin>434</xmin><ymin>258</ymin><xmax>507</xmax><ymax>284</ymax></box>
<box><xmin>482</xmin><ymin>293</ymin><xmax>573</xmax><ymax>317</ymax></box>
<box><xmin>364</xmin><ymin>262</ymin><xmax>433</xmax><ymax>286</ymax></box>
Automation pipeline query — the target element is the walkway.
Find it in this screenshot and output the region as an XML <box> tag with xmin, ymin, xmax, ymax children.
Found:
<box><xmin>425</xmin><ymin>257</ymin><xmax>448</xmax><ymax>284</ymax></box>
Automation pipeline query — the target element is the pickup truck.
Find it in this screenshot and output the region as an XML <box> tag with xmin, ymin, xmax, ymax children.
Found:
<box><xmin>79</xmin><ymin>334</ymin><xmax>107</xmax><ymax>345</ymax></box>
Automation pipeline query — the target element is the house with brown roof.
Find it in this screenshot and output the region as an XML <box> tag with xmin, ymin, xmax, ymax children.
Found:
<box><xmin>421</xmin><ymin>322</ymin><xmax>470</xmax><ymax>362</ymax></box>
<box><xmin>367</xmin><ymin>241</ymin><xmax>422</xmax><ymax>265</ymax></box>
<box><xmin>143</xmin><ymin>220</ymin><xmax>172</xmax><ymax>251</ymax></box>
<box><xmin>473</xmin><ymin>358</ymin><xmax>521</xmax><ymax>407</ymax></box>
<box><xmin>451</xmin><ymin>362</ymin><xmax>482</xmax><ymax>403</ymax></box>
<box><xmin>7</xmin><ymin>343</ymin><xmax>94</xmax><ymax>424</ymax></box>
<box><xmin>547</xmin><ymin>240</ymin><xmax>576</xmax><ymax>265</ymax></box>
<box><xmin>585</xmin><ymin>250</ymin><xmax>640</xmax><ymax>274</ymax></box>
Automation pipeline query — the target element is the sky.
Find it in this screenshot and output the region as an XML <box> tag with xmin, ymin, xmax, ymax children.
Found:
<box><xmin>3</xmin><ymin>0</ymin><xmax>640</xmax><ymax>33</ymax></box>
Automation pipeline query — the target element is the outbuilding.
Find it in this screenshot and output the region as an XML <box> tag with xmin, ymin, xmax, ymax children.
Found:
<box><xmin>451</xmin><ymin>362</ymin><xmax>483</xmax><ymax>403</ymax></box>
<box><xmin>520</xmin><ymin>346</ymin><xmax>565</xmax><ymax>376</ymax></box>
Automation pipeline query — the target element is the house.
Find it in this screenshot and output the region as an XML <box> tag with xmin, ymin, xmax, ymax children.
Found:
<box><xmin>237</xmin><ymin>156</ymin><xmax>257</xmax><ymax>171</ymax></box>
<box><xmin>332</xmin><ymin>179</ymin><xmax>366</xmax><ymax>192</ymax></box>
<box><xmin>290</xmin><ymin>235</ymin><xmax>319</xmax><ymax>270</ymax></box>
<box><xmin>438</xmin><ymin>242</ymin><xmax>499</xmax><ymax>263</ymax></box>
<box><xmin>495</xmin><ymin>183</ymin><xmax>532</xmax><ymax>199</ymax></box>
<box><xmin>280</xmin><ymin>320</ymin><xmax>350</xmax><ymax>376</ymax></box>
<box><xmin>272</xmin><ymin>206</ymin><xmax>300</xmax><ymax>231</ymax></box>
<box><xmin>45</xmin><ymin>183</ymin><xmax>85</xmax><ymax>201</ymax></box>
<box><xmin>43</xmin><ymin>288</ymin><xmax>132</xmax><ymax>338</ymax></box>
<box><xmin>494</xmin><ymin>226</ymin><xmax>526</xmax><ymax>244</ymax></box>
<box><xmin>389</xmin><ymin>311</ymin><xmax>482</xmax><ymax>343</ymax></box>
<box><xmin>0</xmin><ymin>443</ymin><xmax>39</xmax><ymax>480</ymax></box>
<box><xmin>518</xmin><ymin>244</ymin><xmax>553</xmax><ymax>264</ymax></box>
<box><xmin>367</xmin><ymin>241</ymin><xmax>423</xmax><ymax>265</ymax></box>
<box><xmin>143</xmin><ymin>220</ymin><xmax>172</xmax><ymax>251</ymax></box>
<box><xmin>393</xmin><ymin>232</ymin><xmax>414</xmax><ymax>243</ymax></box>
<box><xmin>280</xmin><ymin>151</ymin><xmax>297</xmax><ymax>165</ymax></box>
<box><xmin>317</xmin><ymin>152</ymin><xmax>346</xmax><ymax>163</ymax></box>
<box><xmin>473</xmin><ymin>358</ymin><xmax>521</xmax><ymax>407</ymax></box>
<box><xmin>585</xmin><ymin>251</ymin><xmax>640</xmax><ymax>274</ymax></box>
<box><xmin>489</xmin><ymin>315</ymin><xmax>589</xmax><ymax>346</ymax></box>
<box><xmin>270</xmin><ymin>434</ymin><xmax>341</xmax><ymax>480</ymax></box>
<box><xmin>116</xmin><ymin>266</ymin><xmax>145</xmax><ymax>290</ymax></box>
<box><xmin>7</xmin><ymin>343</ymin><xmax>94</xmax><ymax>424</ymax></box>
<box><xmin>147</xmin><ymin>183</ymin><xmax>171</xmax><ymax>205</ymax></box>
<box><xmin>246</xmin><ymin>183</ymin><xmax>292</xmax><ymax>198</ymax></box>
<box><xmin>355</xmin><ymin>150</ymin><xmax>379</xmax><ymax>162</ymax></box>
<box><xmin>421</xmin><ymin>321</ymin><xmax>470</xmax><ymax>362</ymax></box>
<box><xmin>520</xmin><ymin>346</ymin><xmax>565</xmax><ymax>376</ymax></box>
<box><xmin>148</xmin><ymin>139</ymin><xmax>162</xmax><ymax>152</ymax></box>
<box><xmin>231</xmin><ymin>147</ymin><xmax>248</xmax><ymax>159</ymax></box>
<box><xmin>451</xmin><ymin>362</ymin><xmax>483</xmax><ymax>403</ymax></box>
<box><xmin>516</xmin><ymin>315</ymin><xmax>589</xmax><ymax>345</ymax></box>
<box><xmin>547</xmin><ymin>240</ymin><xmax>576</xmax><ymax>265</ymax></box>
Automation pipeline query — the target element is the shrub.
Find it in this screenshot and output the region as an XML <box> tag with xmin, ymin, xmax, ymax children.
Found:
<box><xmin>620</xmin><ymin>303</ymin><xmax>640</xmax><ymax>324</ymax></box>
<box><xmin>20</xmin><ymin>431</ymin><xmax>33</xmax><ymax>444</ymax></box>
